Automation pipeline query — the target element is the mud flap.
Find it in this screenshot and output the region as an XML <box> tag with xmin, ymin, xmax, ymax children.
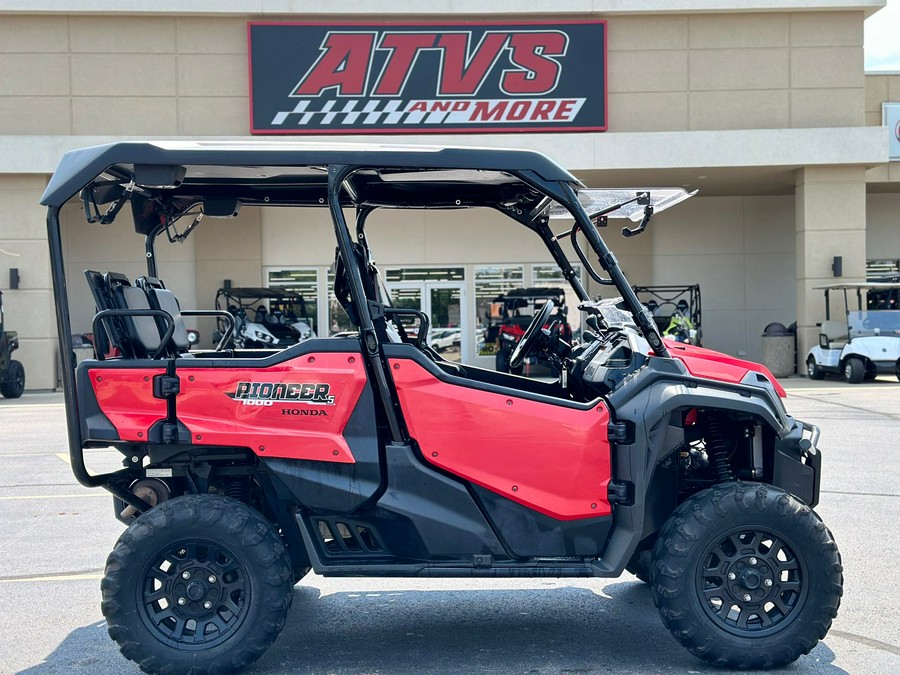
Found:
<box><xmin>773</xmin><ymin>440</ymin><xmax>820</xmax><ymax>508</ymax></box>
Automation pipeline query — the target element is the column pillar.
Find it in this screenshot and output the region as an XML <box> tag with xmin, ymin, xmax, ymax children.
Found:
<box><xmin>795</xmin><ymin>165</ymin><xmax>867</xmax><ymax>373</ymax></box>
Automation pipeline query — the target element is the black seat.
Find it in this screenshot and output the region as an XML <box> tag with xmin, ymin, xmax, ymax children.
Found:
<box><xmin>84</xmin><ymin>270</ymin><xmax>161</xmax><ymax>359</ymax></box>
<box><xmin>135</xmin><ymin>276</ymin><xmax>191</xmax><ymax>355</ymax></box>
<box><xmin>108</xmin><ymin>273</ymin><xmax>163</xmax><ymax>358</ymax></box>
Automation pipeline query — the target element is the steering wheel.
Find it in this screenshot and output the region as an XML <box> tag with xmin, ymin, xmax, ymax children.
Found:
<box><xmin>508</xmin><ymin>300</ymin><xmax>554</xmax><ymax>370</ymax></box>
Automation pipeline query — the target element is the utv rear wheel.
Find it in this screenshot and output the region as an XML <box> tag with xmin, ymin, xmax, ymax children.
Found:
<box><xmin>843</xmin><ymin>357</ymin><xmax>865</xmax><ymax>384</ymax></box>
<box><xmin>806</xmin><ymin>357</ymin><xmax>824</xmax><ymax>381</ymax></box>
<box><xmin>651</xmin><ymin>483</ymin><xmax>842</xmax><ymax>669</ymax></box>
<box><xmin>0</xmin><ymin>360</ymin><xmax>24</xmax><ymax>398</ymax></box>
<box><xmin>102</xmin><ymin>494</ymin><xmax>293</xmax><ymax>675</ymax></box>
<box><xmin>626</xmin><ymin>549</ymin><xmax>652</xmax><ymax>584</ymax></box>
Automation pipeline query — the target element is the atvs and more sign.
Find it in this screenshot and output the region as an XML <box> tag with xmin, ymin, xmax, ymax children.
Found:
<box><xmin>248</xmin><ymin>21</ymin><xmax>607</xmax><ymax>135</ymax></box>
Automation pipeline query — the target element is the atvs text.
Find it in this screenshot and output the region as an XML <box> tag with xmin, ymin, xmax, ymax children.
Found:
<box><xmin>43</xmin><ymin>143</ymin><xmax>841</xmax><ymax>674</ymax></box>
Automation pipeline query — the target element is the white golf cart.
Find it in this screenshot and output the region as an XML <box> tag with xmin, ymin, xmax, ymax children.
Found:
<box><xmin>806</xmin><ymin>282</ymin><xmax>900</xmax><ymax>383</ymax></box>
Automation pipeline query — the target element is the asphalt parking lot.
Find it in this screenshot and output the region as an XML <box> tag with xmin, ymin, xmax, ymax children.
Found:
<box><xmin>1</xmin><ymin>378</ymin><xmax>899</xmax><ymax>675</ymax></box>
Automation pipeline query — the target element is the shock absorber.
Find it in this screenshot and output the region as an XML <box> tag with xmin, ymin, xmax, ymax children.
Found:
<box><xmin>705</xmin><ymin>414</ymin><xmax>735</xmax><ymax>482</ymax></box>
<box><xmin>224</xmin><ymin>477</ymin><xmax>250</xmax><ymax>503</ymax></box>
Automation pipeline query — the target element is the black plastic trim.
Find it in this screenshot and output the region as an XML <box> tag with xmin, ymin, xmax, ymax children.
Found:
<box><xmin>262</xmin><ymin>382</ymin><xmax>381</xmax><ymax>513</ymax></box>
<box><xmin>472</xmin><ymin>485</ymin><xmax>611</xmax><ymax>558</ymax></box>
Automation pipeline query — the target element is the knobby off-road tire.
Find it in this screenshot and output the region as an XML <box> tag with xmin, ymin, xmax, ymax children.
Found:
<box><xmin>651</xmin><ymin>482</ymin><xmax>843</xmax><ymax>669</ymax></box>
<box><xmin>102</xmin><ymin>494</ymin><xmax>293</xmax><ymax>675</ymax></box>
<box><xmin>292</xmin><ymin>565</ymin><xmax>311</xmax><ymax>584</ymax></box>
<box><xmin>0</xmin><ymin>359</ymin><xmax>24</xmax><ymax>398</ymax></box>
<box><xmin>626</xmin><ymin>549</ymin><xmax>652</xmax><ymax>584</ymax></box>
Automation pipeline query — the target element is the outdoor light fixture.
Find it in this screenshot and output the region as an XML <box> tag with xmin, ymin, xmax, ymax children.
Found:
<box><xmin>9</xmin><ymin>268</ymin><xmax>19</xmax><ymax>289</ymax></box>
<box><xmin>832</xmin><ymin>256</ymin><xmax>843</xmax><ymax>277</ymax></box>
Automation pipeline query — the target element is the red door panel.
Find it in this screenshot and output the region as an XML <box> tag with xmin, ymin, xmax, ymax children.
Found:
<box><xmin>89</xmin><ymin>367</ymin><xmax>167</xmax><ymax>441</ymax></box>
<box><xmin>390</xmin><ymin>359</ymin><xmax>612</xmax><ymax>520</ymax></box>
<box><xmin>176</xmin><ymin>352</ymin><xmax>367</xmax><ymax>463</ymax></box>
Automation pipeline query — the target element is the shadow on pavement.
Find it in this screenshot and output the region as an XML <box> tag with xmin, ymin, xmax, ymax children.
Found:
<box><xmin>18</xmin><ymin>582</ymin><xmax>846</xmax><ymax>675</ymax></box>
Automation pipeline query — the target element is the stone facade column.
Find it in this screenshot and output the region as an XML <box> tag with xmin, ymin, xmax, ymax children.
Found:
<box><xmin>795</xmin><ymin>165</ymin><xmax>867</xmax><ymax>372</ymax></box>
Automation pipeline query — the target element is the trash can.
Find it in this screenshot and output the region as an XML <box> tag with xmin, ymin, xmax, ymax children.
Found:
<box><xmin>761</xmin><ymin>322</ymin><xmax>794</xmax><ymax>378</ymax></box>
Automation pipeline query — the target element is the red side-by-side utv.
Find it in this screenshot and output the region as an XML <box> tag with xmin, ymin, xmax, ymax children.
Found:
<box><xmin>42</xmin><ymin>143</ymin><xmax>841</xmax><ymax>674</ymax></box>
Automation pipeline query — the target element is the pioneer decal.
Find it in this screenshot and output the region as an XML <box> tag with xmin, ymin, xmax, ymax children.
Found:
<box><xmin>231</xmin><ymin>382</ymin><xmax>335</xmax><ymax>406</ymax></box>
<box><xmin>248</xmin><ymin>21</ymin><xmax>606</xmax><ymax>135</ymax></box>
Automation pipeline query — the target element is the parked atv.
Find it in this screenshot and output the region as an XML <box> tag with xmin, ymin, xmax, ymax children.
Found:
<box><xmin>806</xmin><ymin>281</ymin><xmax>900</xmax><ymax>382</ymax></box>
<box><xmin>0</xmin><ymin>290</ymin><xmax>25</xmax><ymax>398</ymax></box>
<box><xmin>215</xmin><ymin>287</ymin><xmax>315</xmax><ymax>349</ymax></box>
<box><xmin>44</xmin><ymin>144</ymin><xmax>840</xmax><ymax>674</ymax></box>
<box><xmin>491</xmin><ymin>287</ymin><xmax>572</xmax><ymax>374</ymax></box>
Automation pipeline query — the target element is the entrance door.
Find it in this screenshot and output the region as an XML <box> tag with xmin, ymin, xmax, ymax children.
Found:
<box><xmin>386</xmin><ymin>282</ymin><xmax>467</xmax><ymax>363</ymax></box>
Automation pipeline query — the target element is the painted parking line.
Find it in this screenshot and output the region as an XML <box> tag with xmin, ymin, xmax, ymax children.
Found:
<box><xmin>830</xmin><ymin>629</ymin><xmax>900</xmax><ymax>657</ymax></box>
<box><xmin>0</xmin><ymin>571</ymin><xmax>103</xmax><ymax>584</ymax></box>
<box><xmin>0</xmin><ymin>449</ymin><xmax>113</xmax><ymax>458</ymax></box>
<box><xmin>0</xmin><ymin>493</ymin><xmax>107</xmax><ymax>501</ymax></box>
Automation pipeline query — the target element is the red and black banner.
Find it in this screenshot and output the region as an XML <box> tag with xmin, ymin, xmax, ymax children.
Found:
<box><xmin>248</xmin><ymin>21</ymin><xmax>606</xmax><ymax>135</ymax></box>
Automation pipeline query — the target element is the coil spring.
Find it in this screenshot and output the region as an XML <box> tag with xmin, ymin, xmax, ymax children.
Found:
<box><xmin>224</xmin><ymin>478</ymin><xmax>250</xmax><ymax>503</ymax></box>
<box><xmin>706</xmin><ymin>415</ymin><xmax>735</xmax><ymax>483</ymax></box>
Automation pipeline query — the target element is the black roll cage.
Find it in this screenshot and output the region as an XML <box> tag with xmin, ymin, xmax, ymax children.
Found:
<box><xmin>44</xmin><ymin>151</ymin><xmax>670</xmax><ymax>509</ymax></box>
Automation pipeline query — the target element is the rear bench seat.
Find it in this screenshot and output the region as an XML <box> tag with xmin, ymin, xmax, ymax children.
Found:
<box><xmin>84</xmin><ymin>270</ymin><xmax>192</xmax><ymax>359</ymax></box>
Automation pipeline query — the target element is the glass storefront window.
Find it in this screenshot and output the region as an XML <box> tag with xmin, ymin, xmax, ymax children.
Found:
<box><xmin>267</xmin><ymin>268</ymin><xmax>318</xmax><ymax>333</ymax></box>
<box><xmin>475</xmin><ymin>265</ymin><xmax>524</xmax><ymax>355</ymax></box>
<box><xmin>326</xmin><ymin>269</ymin><xmax>356</xmax><ymax>335</ymax></box>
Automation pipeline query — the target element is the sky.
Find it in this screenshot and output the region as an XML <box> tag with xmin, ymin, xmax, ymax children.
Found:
<box><xmin>865</xmin><ymin>0</ymin><xmax>900</xmax><ymax>71</ymax></box>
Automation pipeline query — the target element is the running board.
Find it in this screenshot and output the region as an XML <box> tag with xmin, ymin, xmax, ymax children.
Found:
<box><xmin>317</xmin><ymin>562</ymin><xmax>596</xmax><ymax>578</ymax></box>
<box><xmin>296</xmin><ymin>512</ymin><xmax>598</xmax><ymax>577</ymax></box>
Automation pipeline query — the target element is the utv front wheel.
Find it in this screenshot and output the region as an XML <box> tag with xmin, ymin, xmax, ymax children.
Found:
<box><xmin>651</xmin><ymin>483</ymin><xmax>842</xmax><ymax>669</ymax></box>
<box><xmin>102</xmin><ymin>494</ymin><xmax>293</xmax><ymax>675</ymax></box>
<box><xmin>0</xmin><ymin>360</ymin><xmax>24</xmax><ymax>398</ymax></box>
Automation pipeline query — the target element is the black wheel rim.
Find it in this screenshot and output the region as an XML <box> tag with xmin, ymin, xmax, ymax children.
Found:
<box><xmin>137</xmin><ymin>539</ymin><xmax>250</xmax><ymax>650</ymax></box>
<box><xmin>696</xmin><ymin>527</ymin><xmax>807</xmax><ymax>637</ymax></box>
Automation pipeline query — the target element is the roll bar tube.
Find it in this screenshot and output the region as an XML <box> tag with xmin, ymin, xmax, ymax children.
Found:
<box><xmin>328</xmin><ymin>166</ymin><xmax>404</xmax><ymax>443</ymax></box>
<box><xmin>47</xmin><ymin>207</ymin><xmax>152</xmax><ymax>512</ymax></box>
<box><xmin>557</xmin><ymin>182</ymin><xmax>671</xmax><ymax>358</ymax></box>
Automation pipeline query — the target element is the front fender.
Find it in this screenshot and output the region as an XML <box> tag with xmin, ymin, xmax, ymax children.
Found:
<box><xmin>773</xmin><ymin>417</ymin><xmax>821</xmax><ymax>508</ymax></box>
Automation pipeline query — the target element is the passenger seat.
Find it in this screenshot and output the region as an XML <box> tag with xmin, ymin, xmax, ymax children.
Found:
<box><xmin>135</xmin><ymin>276</ymin><xmax>192</xmax><ymax>356</ymax></box>
<box><xmin>106</xmin><ymin>272</ymin><xmax>165</xmax><ymax>359</ymax></box>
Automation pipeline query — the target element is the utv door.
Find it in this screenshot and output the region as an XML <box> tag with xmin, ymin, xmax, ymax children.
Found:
<box><xmin>385</xmin><ymin>345</ymin><xmax>613</xmax><ymax>557</ymax></box>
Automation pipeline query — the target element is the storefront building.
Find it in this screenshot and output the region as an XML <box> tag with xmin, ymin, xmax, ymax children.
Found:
<box><xmin>1</xmin><ymin>1</ymin><xmax>898</xmax><ymax>389</ymax></box>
